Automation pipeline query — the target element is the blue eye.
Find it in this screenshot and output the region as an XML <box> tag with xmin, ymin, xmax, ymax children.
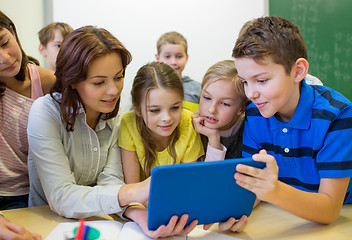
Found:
<box><xmin>203</xmin><ymin>95</ymin><xmax>211</xmax><ymax>101</ymax></box>
<box><xmin>222</xmin><ymin>102</ymin><xmax>230</xmax><ymax>107</ymax></box>
<box><xmin>150</xmin><ymin>109</ymin><xmax>160</xmax><ymax>113</ymax></box>
<box><xmin>171</xmin><ymin>106</ymin><xmax>180</xmax><ymax>111</ymax></box>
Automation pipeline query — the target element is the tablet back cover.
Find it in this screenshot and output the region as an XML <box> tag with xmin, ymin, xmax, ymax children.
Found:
<box><xmin>148</xmin><ymin>158</ymin><xmax>265</xmax><ymax>230</ymax></box>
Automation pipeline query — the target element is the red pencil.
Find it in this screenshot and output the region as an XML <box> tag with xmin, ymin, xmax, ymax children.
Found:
<box><xmin>75</xmin><ymin>218</ymin><xmax>85</xmax><ymax>240</ymax></box>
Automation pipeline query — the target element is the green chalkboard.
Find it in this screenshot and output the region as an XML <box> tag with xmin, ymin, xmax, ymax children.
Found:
<box><xmin>269</xmin><ymin>0</ymin><xmax>352</xmax><ymax>101</ymax></box>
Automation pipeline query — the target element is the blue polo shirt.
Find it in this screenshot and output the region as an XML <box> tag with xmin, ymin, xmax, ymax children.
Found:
<box><xmin>242</xmin><ymin>81</ymin><xmax>352</xmax><ymax>203</ymax></box>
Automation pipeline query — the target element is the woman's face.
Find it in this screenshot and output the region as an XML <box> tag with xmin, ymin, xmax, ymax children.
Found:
<box><xmin>72</xmin><ymin>52</ymin><xmax>124</xmax><ymax>125</ymax></box>
<box><xmin>0</xmin><ymin>28</ymin><xmax>22</xmax><ymax>79</ymax></box>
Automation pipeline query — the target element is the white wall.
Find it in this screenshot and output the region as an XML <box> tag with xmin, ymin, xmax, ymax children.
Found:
<box><xmin>1</xmin><ymin>0</ymin><xmax>266</xmax><ymax>111</ymax></box>
<box><xmin>0</xmin><ymin>0</ymin><xmax>46</xmax><ymax>66</ymax></box>
<box><xmin>53</xmin><ymin>0</ymin><xmax>266</xmax><ymax>110</ymax></box>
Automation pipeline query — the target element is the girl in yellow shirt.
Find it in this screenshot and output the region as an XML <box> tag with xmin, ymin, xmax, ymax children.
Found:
<box><xmin>119</xmin><ymin>62</ymin><xmax>204</xmax><ymax>183</ymax></box>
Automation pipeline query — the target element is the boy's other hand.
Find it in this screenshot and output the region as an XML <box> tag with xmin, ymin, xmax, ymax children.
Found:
<box><xmin>234</xmin><ymin>149</ymin><xmax>279</xmax><ymax>202</ymax></box>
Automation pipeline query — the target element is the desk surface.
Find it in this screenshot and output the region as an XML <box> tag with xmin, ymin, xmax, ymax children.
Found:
<box><xmin>3</xmin><ymin>203</ymin><xmax>352</xmax><ymax>240</ymax></box>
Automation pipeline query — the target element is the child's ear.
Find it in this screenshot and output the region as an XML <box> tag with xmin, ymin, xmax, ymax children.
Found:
<box><xmin>293</xmin><ymin>58</ymin><xmax>309</xmax><ymax>83</ymax></box>
<box><xmin>155</xmin><ymin>54</ymin><xmax>160</xmax><ymax>61</ymax></box>
<box><xmin>39</xmin><ymin>44</ymin><xmax>47</xmax><ymax>57</ymax></box>
<box><xmin>237</xmin><ymin>104</ymin><xmax>246</xmax><ymax>116</ymax></box>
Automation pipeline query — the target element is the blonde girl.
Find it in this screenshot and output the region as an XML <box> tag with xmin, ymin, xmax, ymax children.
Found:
<box><xmin>193</xmin><ymin>60</ymin><xmax>247</xmax><ymax>161</ymax></box>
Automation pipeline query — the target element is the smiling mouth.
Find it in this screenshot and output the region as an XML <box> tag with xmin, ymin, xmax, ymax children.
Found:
<box><xmin>102</xmin><ymin>98</ymin><xmax>116</xmax><ymax>102</ymax></box>
<box><xmin>254</xmin><ymin>102</ymin><xmax>266</xmax><ymax>109</ymax></box>
<box><xmin>4</xmin><ymin>62</ymin><xmax>16</xmax><ymax>71</ymax></box>
<box><xmin>159</xmin><ymin>124</ymin><xmax>173</xmax><ymax>130</ymax></box>
<box><xmin>205</xmin><ymin>116</ymin><xmax>218</xmax><ymax>123</ymax></box>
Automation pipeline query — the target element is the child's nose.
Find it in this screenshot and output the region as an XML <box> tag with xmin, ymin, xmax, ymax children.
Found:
<box><xmin>208</xmin><ymin>103</ymin><xmax>217</xmax><ymax>114</ymax></box>
<box><xmin>161</xmin><ymin>111</ymin><xmax>171</xmax><ymax>121</ymax></box>
<box><xmin>246</xmin><ymin>86</ymin><xmax>259</xmax><ymax>100</ymax></box>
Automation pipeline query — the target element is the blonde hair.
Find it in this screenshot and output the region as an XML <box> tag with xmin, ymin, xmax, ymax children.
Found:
<box><xmin>38</xmin><ymin>22</ymin><xmax>73</xmax><ymax>46</ymax></box>
<box><xmin>202</xmin><ymin>60</ymin><xmax>247</xmax><ymax>103</ymax></box>
<box><xmin>156</xmin><ymin>31</ymin><xmax>188</xmax><ymax>55</ymax></box>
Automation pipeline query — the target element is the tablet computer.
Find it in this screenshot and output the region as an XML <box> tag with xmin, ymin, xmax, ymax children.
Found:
<box><xmin>147</xmin><ymin>158</ymin><xmax>265</xmax><ymax>230</ymax></box>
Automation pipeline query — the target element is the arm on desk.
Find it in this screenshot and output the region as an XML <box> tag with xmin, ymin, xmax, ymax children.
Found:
<box><xmin>0</xmin><ymin>215</ymin><xmax>42</xmax><ymax>240</ymax></box>
<box><xmin>235</xmin><ymin>149</ymin><xmax>350</xmax><ymax>224</ymax></box>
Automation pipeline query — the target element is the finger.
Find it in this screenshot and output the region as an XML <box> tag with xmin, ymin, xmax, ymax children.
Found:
<box><xmin>236</xmin><ymin>164</ymin><xmax>263</xmax><ymax>179</ymax></box>
<box><xmin>252</xmin><ymin>150</ymin><xmax>277</xmax><ymax>169</ymax></box>
<box><xmin>145</xmin><ymin>224</ymin><xmax>166</xmax><ymax>239</ymax></box>
<box><xmin>6</xmin><ymin>221</ymin><xmax>27</xmax><ymax>234</ymax></box>
<box><xmin>230</xmin><ymin>215</ymin><xmax>247</xmax><ymax>233</ymax></box>
<box><xmin>169</xmin><ymin>214</ymin><xmax>189</xmax><ymax>235</ymax></box>
<box><xmin>235</xmin><ymin>171</ymin><xmax>263</xmax><ymax>190</ymax></box>
<box><xmin>160</xmin><ymin>215</ymin><xmax>179</xmax><ymax>237</ymax></box>
<box><xmin>218</xmin><ymin>217</ymin><xmax>237</xmax><ymax>231</ymax></box>
<box><xmin>191</xmin><ymin>114</ymin><xmax>200</xmax><ymax>119</ymax></box>
<box><xmin>181</xmin><ymin>219</ymin><xmax>198</xmax><ymax>235</ymax></box>
<box><xmin>33</xmin><ymin>233</ymin><xmax>43</xmax><ymax>240</ymax></box>
<box><xmin>203</xmin><ymin>223</ymin><xmax>212</xmax><ymax>230</ymax></box>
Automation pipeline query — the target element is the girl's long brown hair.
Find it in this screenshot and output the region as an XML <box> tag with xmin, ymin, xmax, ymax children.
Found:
<box><xmin>131</xmin><ymin>62</ymin><xmax>184</xmax><ymax>177</ymax></box>
<box><xmin>52</xmin><ymin>26</ymin><xmax>132</xmax><ymax>131</ymax></box>
<box><xmin>0</xmin><ymin>11</ymin><xmax>39</xmax><ymax>97</ymax></box>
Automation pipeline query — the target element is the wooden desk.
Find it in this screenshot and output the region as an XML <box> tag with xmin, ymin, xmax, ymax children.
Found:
<box><xmin>3</xmin><ymin>203</ymin><xmax>352</xmax><ymax>240</ymax></box>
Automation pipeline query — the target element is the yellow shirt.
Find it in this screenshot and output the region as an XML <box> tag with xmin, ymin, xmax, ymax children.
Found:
<box><xmin>119</xmin><ymin>108</ymin><xmax>204</xmax><ymax>179</ymax></box>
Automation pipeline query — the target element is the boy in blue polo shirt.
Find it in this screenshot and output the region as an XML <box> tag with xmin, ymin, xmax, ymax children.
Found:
<box><xmin>232</xmin><ymin>16</ymin><xmax>352</xmax><ymax>224</ymax></box>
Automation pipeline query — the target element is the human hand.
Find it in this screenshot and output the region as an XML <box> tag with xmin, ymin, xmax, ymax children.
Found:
<box><xmin>234</xmin><ymin>149</ymin><xmax>279</xmax><ymax>202</ymax></box>
<box><xmin>0</xmin><ymin>215</ymin><xmax>42</xmax><ymax>240</ymax></box>
<box><xmin>203</xmin><ymin>215</ymin><xmax>248</xmax><ymax>233</ymax></box>
<box><xmin>119</xmin><ymin>177</ymin><xmax>150</xmax><ymax>207</ymax></box>
<box><xmin>192</xmin><ymin>114</ymin><xmax>219</xmax><ymax>138</ymax></box>
<box><xmin>126</xmin><ymin>207</ymin><xmax>198</xmax><ymax>239</ymax></box>
<box><xmin>192</xmin><ymin>114</ymin><xmax>221</xmax><ymax>150</ymax></box>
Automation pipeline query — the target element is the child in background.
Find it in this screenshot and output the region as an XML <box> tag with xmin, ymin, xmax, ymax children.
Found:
<box><xmin>155</xmin><ymin>31</ymin><xmax>201</xmax><ymax>112</ymax></box>
<box><xmin>0</xmin><ymin>11</ymin><xmax>55</xmax><ymax>210</ymax></box>
<box><xmin>119</xmin><ymin>61</ymin><xmax>204</xmax><ymax>183</ymax></box>
<box><xmin>192</xmin><ymin>60</ymin><xmax>249</xmax><ymax>232</ymax></box>
<box><xmin>233</xmin><ymin>16</ymin><xmax>352</xmax><ymax>224</ymax></box>
<box><xmin>38</xmin><ymin>22</ymin><xmax>73</xmax><ymax>71</ymax></box>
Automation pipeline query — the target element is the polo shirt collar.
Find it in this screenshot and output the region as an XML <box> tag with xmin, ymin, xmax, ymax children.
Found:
<box><xmin>269</xmin><ymin>80</ymin><xmax>313</xmax><ymax>130</ymax></box>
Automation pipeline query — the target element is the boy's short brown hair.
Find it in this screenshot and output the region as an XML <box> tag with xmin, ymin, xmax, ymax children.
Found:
<box><xmin>38</xmin><ymin>22</ymin><xmax>73</xmax><ymax>46</ymax></box>
<box><xmin>232</xmin><ymin>16</ymin><xmax>307</xmax><ymax>74</ymax></box>
<box><xmin>156</xmin><ymin>31</ymin><xmax>188</xmax><ymax>55</ymax></box>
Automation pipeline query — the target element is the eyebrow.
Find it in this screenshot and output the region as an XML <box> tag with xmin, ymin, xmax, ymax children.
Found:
<box><xmin>0</xmin><ymin>33</ymin><xmax>7</xmax><ymax>42</ymax></box>
<box><xmin>203</xmin><ymin>89</ymin><xmax>236</xmax><ymax>101</ymax></box>
<box><xmin>238</xmin><ymin>72</ymin><xmax>268</xmax><ymax>79</ymax></box>
<box><xmin>89</xmin><ymin>68</ymin><xmax>125</xmax><ymax>79</ymax></box>
<box><xmin>147</xmin><ymin>100</ymin><xmax>182</xmax><ymax>108</ymax></box>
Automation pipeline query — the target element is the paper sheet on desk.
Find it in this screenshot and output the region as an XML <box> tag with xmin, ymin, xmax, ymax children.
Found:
<box><xmin>46</xmin><ymin>220</ymin><xmax>242</xmax><ymax>240</ymax></box>
<box><xmin>45</xmin><ymin>220</ymin><xmax>122</xmax><ymax>240</ymax></box>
